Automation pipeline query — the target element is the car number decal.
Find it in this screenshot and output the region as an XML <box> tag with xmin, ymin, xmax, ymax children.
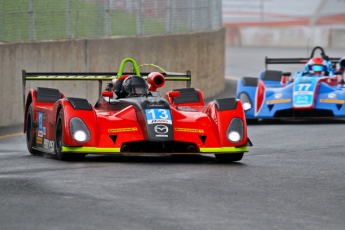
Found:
<box><xmin>38</xmin><ymin>112</ymin><xmax>44</xmax><ymax>137</ymax></box>
<box><xmin>43</xmin><ymin>139</ymin><xmax>55</xmax><ymax>151</ymax></box>
<box><xmin>293</xmin><ymin>77</ymin><xmax>318</xmax><ymax>107</ymax></box>
<box><xmin>36</xmin><ymin>137</ymin><xmax>43</xmax><ymax>144</ymax></box>
<box><xmin>297</xmin><ymin>83</ymin><xmax>311</xmax><ymax>91</ymax></box>
<box><xmin>145</xmin><ymin>109</ymin><xmax>172</xmax><ymax>124</ymax></box>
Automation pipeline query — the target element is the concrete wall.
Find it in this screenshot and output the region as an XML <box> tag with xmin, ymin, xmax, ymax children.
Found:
<box><xmin>0</xmin><ymin>27</ymin><xmax>226</xmax><ymax>127</ymax></box>
<box><xmin>226</xmin><ymin>27</ymin><xmax>345</xmax><ymax>48</ymax></box>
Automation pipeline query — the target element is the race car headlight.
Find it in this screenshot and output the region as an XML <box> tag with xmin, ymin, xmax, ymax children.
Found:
<box><xmin>70</xmin><ymin>117</ymin><xmax>90</xmax><ymax>143</ymax></box>
<box><xmin>74</xmin><ymin>131</ymin><xmax>87</xmax><ymax>142</ymax></box>
<box><xmin>226</xmin><ymin>117</ymin><xmax>244</xmax><ymax>143</ymax></box>
<box><xmin>228</xmin><ymin>131</ymin><xmax>241</xmax><ymax>142</ymax></box>
<box><xmin>239</xmin><ymin>92</ymin><xmax>252</xmax><ymax>111</ymax></box>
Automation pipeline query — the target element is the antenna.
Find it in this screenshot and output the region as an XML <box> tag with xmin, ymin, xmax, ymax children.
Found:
<box><xmin>307</xmin><ymin>38</ymin><xmax>310</xmax><ymax>56</ymax></box>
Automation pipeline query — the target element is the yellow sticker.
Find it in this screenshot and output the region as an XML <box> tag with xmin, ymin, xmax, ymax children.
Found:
<box><xmin>108</xmin><ymin>127</ymin><xmax>138</xmax><ymax>133</ymax></box>
<box><xmin>266</xmin><ymin>99</ymin><xmax>291</xmax><ymax>104</ymax></box>
<box><xmin>36</xmin><ymin>137</ymin><xmax>43</xmax><ymax>144</ymax></box>
<box><xmin>175</xmin><ymin>128</ymin><xmax>204</xmax><ymax>133</ymax></box>
<box><xmin>320</xmin><ymin>99</ymin><xmax>345</xmax><ymax>104</ymax></box>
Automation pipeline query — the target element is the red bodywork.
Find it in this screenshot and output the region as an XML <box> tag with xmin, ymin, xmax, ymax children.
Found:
<box><xmin>23</xmin><ymin>66</ymin><xmax>250</xmax><ymax>159</ymax></box>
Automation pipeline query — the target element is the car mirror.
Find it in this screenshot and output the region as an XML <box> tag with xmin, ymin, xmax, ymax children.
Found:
<box><xmin>168</xmin><ymin>91</ymin><xmax>180</xmax><ymax>98</ymax></box>
<box><xmin>102</xmin><ymin>91</ymin><xmax>114</xmax><ymax>97</ymax></box>
<box><xmin>282</xmin><ymin>72</ymin><xmax>291</xmax><ymax>76</ymax></box>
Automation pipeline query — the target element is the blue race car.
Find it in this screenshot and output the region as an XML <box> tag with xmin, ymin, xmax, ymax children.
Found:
<box><xmin>236</xmin><ymin>46</ymin><xmax>345</xmax><ymax>121</ymax></box>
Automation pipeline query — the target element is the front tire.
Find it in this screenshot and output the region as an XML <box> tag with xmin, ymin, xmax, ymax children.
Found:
<box><xmin>55</xmin><ymin>110</ymin><xmax>85</xmax><ymax>161</ymax></box>
<box><xmin>215</xmin><ymin>153</ymin><xmax>244</xmax><ymax>163</ymax></box>
<box><xmin>26</xmin><ymin>104</ymin><xmax>40</xmax><ymax>155</ymax></box>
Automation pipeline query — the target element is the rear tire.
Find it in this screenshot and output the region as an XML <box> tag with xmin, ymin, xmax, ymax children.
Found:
<box><xmin>215</xmin><ymin>153</ymin><xmax>244</xmax><ymax>163</ymax></box>
<box><xmin>26</xmin><ymin>104</ymin><xmax>40</xmax><ymax>155</ymax></box>
<box><xmin>55</xmin><ymin>110</ymin><xmax>85</xmax><ymax>161</ymax></box>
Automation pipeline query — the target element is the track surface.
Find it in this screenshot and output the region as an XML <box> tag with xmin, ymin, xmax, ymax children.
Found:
<box><xmin>1</xmin><ymin>46</ymin><xmax>345</xmax><ymax>230</ymax></box>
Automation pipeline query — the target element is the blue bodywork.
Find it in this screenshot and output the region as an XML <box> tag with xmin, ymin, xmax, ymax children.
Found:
<box><xmin>236</xmin><ymin>47</ymin><xmax>345</xmax><ymax>120</ymax></box>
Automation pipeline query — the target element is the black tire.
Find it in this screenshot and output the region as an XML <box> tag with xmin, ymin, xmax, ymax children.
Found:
<box><xmin>55</xmin><ymin>110</ymin><xmax>85</xmax><ymax>161</ymax></box>
<box><xmin>26</xmin><ymin>104</ymin><xmax>40</xmax><ymax>155</ymax></box>
<box><xmin>215</xmin><ymin>153</ymin><xmax>244</xmax><ymax>163</ymax></box>
<box><xmin>246</xmin><ymin>119</ymin><xmax>259</xmax><ymax>125</ymax></box>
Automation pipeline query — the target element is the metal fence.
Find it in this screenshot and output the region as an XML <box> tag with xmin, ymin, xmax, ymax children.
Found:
<box><xmin>0</xmin><ymin>0</ymin><xmax>223</xmax><ymax>42</ymax></box>
<box><xmin>222</xmin><ymin>0</ymin><xmax>345</xmax><ymax>27</ymax></box>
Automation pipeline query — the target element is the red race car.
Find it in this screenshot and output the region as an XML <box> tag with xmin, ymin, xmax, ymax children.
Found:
<box><xmin>22</xmin><ymin>57</ymin><xmax>252</xmax><ymax>162</ymax></box>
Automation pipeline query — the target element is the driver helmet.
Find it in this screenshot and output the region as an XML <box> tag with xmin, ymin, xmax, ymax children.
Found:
<box><xmin>307</xmin><ymin>57</ymin><xmax>327</xmax><ymax>75</ymax></box>
<box><xmin>121</xmin><ymin>75</ymin><xmax>148</xmax><ymax>96</ymax></box>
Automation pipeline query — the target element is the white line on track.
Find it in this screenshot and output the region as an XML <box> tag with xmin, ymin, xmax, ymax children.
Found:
<box><xmin>0</xmin><ymin>132</ymin><xmax>23</xmax><ymax>139</ymax></box>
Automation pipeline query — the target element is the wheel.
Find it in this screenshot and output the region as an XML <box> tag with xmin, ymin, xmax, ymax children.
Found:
<box><xmin>246</xmin><ymin>119</ymin><xmax>259</xmax><ymax>125</ymax></box>
<box><xmin>215</xmin><ymin>153</ymin><xmax>244</xmax><ymax>163</ymax></box>
<box><xmin>26</xmin><ymin>104</ymin><xmax>40</xmax><ymax>155</ymax></box>
<box><xmin>55</xmin><ymin>110</ymin><xmax>85</xmax><ymax>161</ymax></box>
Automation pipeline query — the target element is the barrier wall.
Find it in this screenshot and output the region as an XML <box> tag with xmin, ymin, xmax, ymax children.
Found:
<box><xmin>226</xmin><ymin>27</ymin><xmax>345</xmax><ymax>48</ymax></box>
<box><xmin>0</xmin><ymin>27</ymin><xmax>226</xmax><ymax>127</ymax></box>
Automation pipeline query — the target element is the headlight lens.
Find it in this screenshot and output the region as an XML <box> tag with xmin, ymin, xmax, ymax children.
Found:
<box><xmin>242</xmin><ymin>102</ymin><xmax>251</xmax><ymax>111</ymax></box>
<box><xmin>239</xmin><ymin>93</ymin><xmax>252</xmax><ymax>111</ymax></box>
<box><xmin>226</xmin><ymin>118</ymin><xmax>244</xmax><ymax>143</ymax></box>
<box><xmin>70</xmin><ymin>117</ymin><xmax>90</xmax><ymax>143</ymax></box>
<box><xmin>74</xmin><ymin>130</ymin><xmax>87</xmax><ymax>142</ymax></box>
<box><xmin>228</xmin><ymin>131</ymin><xmax>241</xmax><ymax>142</ymax></box>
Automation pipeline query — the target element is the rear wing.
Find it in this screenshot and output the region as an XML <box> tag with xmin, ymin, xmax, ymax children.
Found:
<box><xmin>22</xmin><ymin>57</ymin><xmax>191</xmax><ymax>110</ymax></box>
<box><xmin>265</xmin><ymin>57</ymin><xmax>341</xmax><ymax>69</ymax></box>
<box><xmin>265</xmin><ymin>46</ymin><xmax>341</xmax><ymax>69</ymax></box>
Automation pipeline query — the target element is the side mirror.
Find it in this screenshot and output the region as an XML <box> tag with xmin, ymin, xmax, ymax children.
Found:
<box><xmin>282</xmin><ymin>72</ymin><xmax>291</xmax><ymax>76</ymax></box>
<box><xmin>102</xmin><ymin>91</ymin><xmax>114</xmax><ymax>97</ymax></box>
<box><xmin>168</xmin><ymin>91</ymin><xmax>180</xmax><ymax>98</ymax></box>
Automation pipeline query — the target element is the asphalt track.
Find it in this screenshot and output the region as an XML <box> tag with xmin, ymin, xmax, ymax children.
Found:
<box><xmin>1</xmin><ymin>46</ymin><xmax>345</xmax><ymax>230</ymax></box>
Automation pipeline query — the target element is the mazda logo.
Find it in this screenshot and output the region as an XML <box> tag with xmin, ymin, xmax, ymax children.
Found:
<box><xmin>154</xmin><ymin>125</ymin><xmax>168</xmax><ymax>134</ymax></box>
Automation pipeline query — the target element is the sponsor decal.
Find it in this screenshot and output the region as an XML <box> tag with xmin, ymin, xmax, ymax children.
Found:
<box><xmin>328</xmin><ymin>93</ymin><xmax>336</xmax><ymax>99</ymax></box>
<box><xmin>274</xmin><ymin>93</ymin><xmax>282</xmax><ymax>99</ymax></box>
<box><xmin>320</xmin><ymin>99</ymin><xmax>345</xmax><ymax>104</ymax></box>
<box><xmin>178</xmin><ymin>106</ymin><xmax>198</xmax><ymax>112</ymax></box>
<box><xmin>36</xmin><ymin>137</ymin><xmax>43</xmax><ymax>144</ymax></box>
<box><xmin>295</xmin><ymin>95</ymin><xmax>310</xmax><ymax>104</ymax></box>
<box><xmin>43</xmin><ymin>139</ymin><xmax>55</xmax><ymax>151</ymax></box>
<box><xmin>298</xmin><ymin>80</ymin><xmax>311</xmax><ymax>84</ymax></box>
<box><xmin>108</xmin><ymin>127</ymin><xmax>138</xmax><ymax>133</ymax></box>
<box><xmin>43</xmin><ymin>127</ymin><xmax>46</xmax><ymax>135</ymax></box>
<box><xmin>147</xmin><ymin>103</ymin><xmax>164</xmax><ymax>108</ymax></box>
<box><xmin>154</xmin><ymin>125</ymin><xmax>169</xmax><ymax>134</ymax></box>
<box><xmin>148</xmin><ymin>119</ymin><xmax>170</xmax><ymax>124</ymax></box>
<box><xmin>38</xmin><ymin>112</ymin><xmax>44</xmax><ymax>137</ymax></box>
<box><xmin>295</xmin><ymin>91</ymin><xmax>310</xmax><ymax>94</ymax></box>
<box><xmin>175</xmin><ymin>128</ymin><xmax>204</xmax><ymax>133</ymax></box>
<box><xmin>266</xmin><ymin>99</ymin><xmax>291</xmax><ymax>105</ymax></box>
